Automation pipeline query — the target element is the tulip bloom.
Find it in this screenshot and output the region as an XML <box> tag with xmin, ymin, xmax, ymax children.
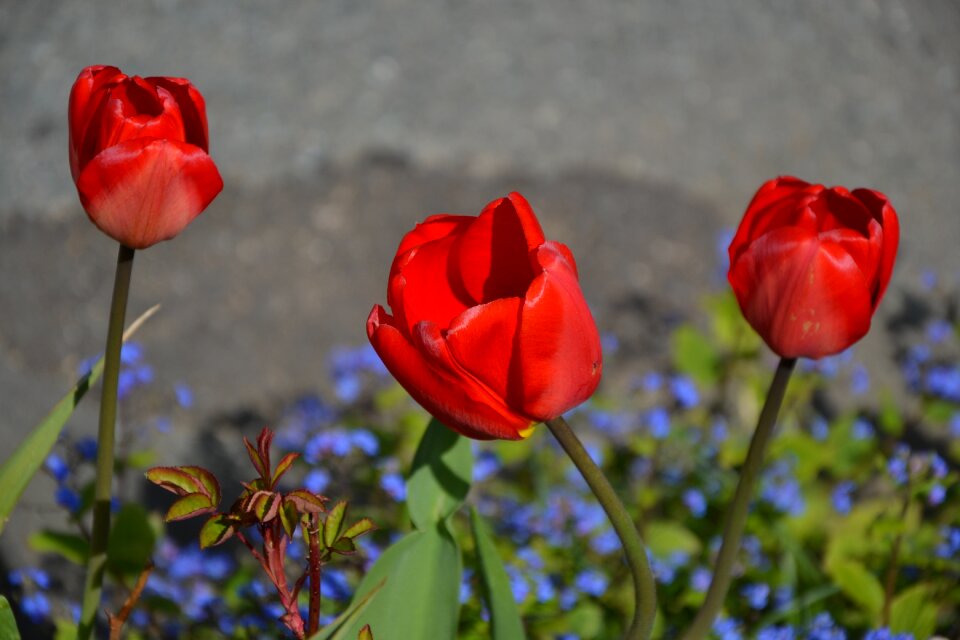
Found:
<box><xmin>69</xmin><ymin>65</ymin><xmax>223</xmax><ymax>249</ymax></box>
<box><xmin>728</xmin><ymin>176</ymin><xmax>899</xmax><ymax>359</ymax></box>
<box><xmin>367</xmin><ymin>193</ymin><xmax>602</xmax><ymax>440</ymax></box>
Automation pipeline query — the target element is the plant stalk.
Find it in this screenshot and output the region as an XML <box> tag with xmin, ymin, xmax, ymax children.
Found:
<box><xmin>308</xmin><ymin>514</ymin><xmax>322</xmax><ymax>635</ymax></box>
<box><xmin>545</xmin><ymin>416</ymin><xmax>657</xmax><ymax>640</ymax></box>
<box><xmin>682</xmin><ymin>357</ymin><xmax>796</xmax><ymax>640</ymax></box>
<box><xmin>78</xmin><ymin>244</ymin><xmax>136</xmax><ymax>640</ymax></box>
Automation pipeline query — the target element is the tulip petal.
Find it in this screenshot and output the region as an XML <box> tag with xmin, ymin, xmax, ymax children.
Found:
<box><xmin>367</xmin><ymin>306</ymin><xmax>533</xmax><ymax>440</ymax></box>
<box><xmin>730</xmin><ymin>226</ymin><xmax>874</xmax><ymax>359</ymax></box>
<box><xmin>852</xmin><ymin>188</ymin><xmax>900</xmax><ymax>307</ymax></box>
<box><xmin>729</xmin><ymin>176</ymin><xmax>822</xmax><ymax>264</ymax></box>
<box><xmin>149</xmin><ymin>76</ymin><xmax>212</xmax><ymax>151</ymax></box>
<box><xmin>76</xmin><ymin>138</ymin><xmax>223</xmax><ymax>249</ymax></box>
<box><xmin>69</xmin><ymin>65</ymin><xmax>124</xmax><ymax>179</ymax></box>
<box><xmin>445</xmin><ymin>297</ymin><xmax>525</xmax><ymax>403</ymax></box>
<box><xmin>451</xmin><ymin>193</ymin><xmax>545</xmax><ymax>304</ymax></box>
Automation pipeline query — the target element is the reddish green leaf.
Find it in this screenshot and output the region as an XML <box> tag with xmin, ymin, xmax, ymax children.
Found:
<box><xmin>145</xmin><ymin>466</ymin><xmax>203</xmax><ymax>496</ymax></box>
<box><xmin>249</xmin><ymin>490</ymin><xmax>281</xmax><ymax>523</ymax></box>
<box><xmin>178</xmin><ymin>466</ymin><xmax>221</xmax><ymax>504</ymax></box>
<box><xmin>285</xmin><ymin>489</ymin><xmax>327</xmax><ymax>514</ymax></box>
<box><xmin>199</xmin><ymin>513</ymin><xmax>236</xmax><ymax>549</ymax></box>
<box><xmin>332</xmin><ymin>537</ymin><xmax>357</xmax><ymax>555</ymax></box>
<box><xmin>342</xmin><ymin>518</ymin><xmax>376</xmax><ymax>541</ymax></box>
<box><xmin>280</xmin><ymin>501</ymin><xmax>300</xmax><ymax>538</ymax></box>
<box><xmin>271</xmin><ymin>452</ymin><xmax>300</xmax><ymax>487</ymax></box>
<box><xmin>358</xmin><ymin>624</ymin><xmax>373</xmax><ymax>640</ymax></box>
<box><xmin>324</xmin><ymin>501</ymin><xmax>348</xmax><ymax>549</ymax></box>
<box><xmin>256</xmin><ymin>428</ymin><xmax>274</xmax><ymax>476</ymax></box>
<box><xmin>243</xmin><ymin>436</ymin><xmax>267</xmax><ymax>479</ymax></box>
<box><xmin>165</xmin><ymin>493</ymin><xmax>216</xmax><ymax>522</ymax></box>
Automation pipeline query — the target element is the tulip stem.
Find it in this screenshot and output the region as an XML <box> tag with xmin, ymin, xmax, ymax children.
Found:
<box><xmin>681</xmin><ymin>357</ymin><xmax>796</xmax><ymax>640</ymax></box>
<box><xmin>545</xmin><ymin>416</ymin><xmax>657</xmax><ymax>640</ymax></box>
<box><xmin>78</xmin><ymin>244</ymin><xmax>136</xmax><ymax>640</ymax></box>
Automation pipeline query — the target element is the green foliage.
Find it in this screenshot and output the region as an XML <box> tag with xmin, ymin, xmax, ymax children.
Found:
<box><xmin>0</xmin><ymin>596</ymin><xmax>20</xmax><ymax>640</ymax></box>
<box><xmin>406</xmin><ymin>419</ymin><xmax>473</xmax><ymax>529</ymax></box>
<box><xmin>106</xmin><ymin>504</ymin><xmax>158</xmax><ymax>577</ymax></box>
<box><xmin>29</xmin><ymin>530</ymin><xmax>88</xmax><ymax>565</ymax></box>
<box><xmin>890</xmin><ymin>584</ymin><xmax>938</xmax><ymax>639</ymax></box>
<box><xmin>470</xmin><ymin>507</ymin><xmax>526</xmax><ymax>640</ymax></box>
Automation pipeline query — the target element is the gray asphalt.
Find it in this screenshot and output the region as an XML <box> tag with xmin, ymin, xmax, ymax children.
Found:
<box><xmin>1</xmin><ymin>0</ymin><xmax>958</xmax><ymax>564</ymax></box>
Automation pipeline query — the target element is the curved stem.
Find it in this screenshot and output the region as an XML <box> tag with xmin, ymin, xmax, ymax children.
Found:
<box><xmin>546</xmin><ymin>416</ymin><xmax>657</xmax><ymax>640</ymax></box>
<box><xmin>682</xmin><ymin>357</ymin><xmax>796</xmax><ymax>640</ymax></box>
<box><xmin>78</xmin><ymin>244</ymin><xmax>136</xmax><ymax>640</ymax></box>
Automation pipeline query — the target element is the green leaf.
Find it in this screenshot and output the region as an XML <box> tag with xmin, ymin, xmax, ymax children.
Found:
<box><xmin>337</xmin><ymin>525</ymin><xmax>462</xmax><ymax>640</ymax></box>
<box><xmin>406</xmin><ymin>419</ymin><xmax>473</xmax><ymax>529</ymax></box>
<box><xmin>342</xmin><ymin>518</ymin><xmax>376</xmax><ymax>540</ymax></box>
<box><xmin>671</xmin><ymin>324</ymin><xmax>720</xmax><ymax>386</ymax></box>
<box><xmin>0</xmin><ymin>305</ymin><xmax>157</xmax><ymax>535</ymax></box>
<box><xmin>199</xmin><ymin>513</ymin><xmax>236</xmax><ymax>549</ymax></box>
<box><xmin>106</xmin><ymin>504</ymin><xmax>156</xmax><ymax>576</ymax></box>
<box><xmin>145</xmin><ymin>466</ymin><xmax>202</xmax><ymax>496</ymax></box>
<box><xmin>28</xmin><ymin>530</ymin><xmax>88</xmax><ymax>565</ymax></box>
<box><xmin>307</xmin><ymin>579</ymin><xmax>385</xmax><ymax>640</ymax></box>
<box><xmin>0</xmin><ymin>596</ymin><xmax>20</xmax><ymax>640</ymax></box>
<box><xmin>271</xmin><ymin>452</ymin><xmax>299</xmax><ymax>486</ymax></box>
<box><xmin>357</xmin><ymin>625</ymin><xmax>373</xmax><ymax>640</ymax></box>
<box><xmin>165</xmin><ymin>493</ymin><xmax>216</xmax><ymax>522</ymax></box>
<box><xmin>470</xmin><ymin>508</ymin><xmax>526</xmax><ymax>639</ymax></box>
<box><xmin>178</xmin><ymin>466</ymin><xmax>221</xmax><ymax>504</ymax></box>
<box><xmin>644</xmin><ymin>521</ymin><xmax>702</xmax><ymax>558</ymax></box>
<box><xmin>324</xmin><ymin>501</ymin><xmax>348</xmax><ymax>548</ymax></box>
<box><xmin>828</xmin><ymin>559</ymin><xmax>884</xmax><ymax>620</ymax></box>
<box><xmin>890</xmin><ymin>584</ymin><xmax>938</xmax><ymax>639</ymax></box>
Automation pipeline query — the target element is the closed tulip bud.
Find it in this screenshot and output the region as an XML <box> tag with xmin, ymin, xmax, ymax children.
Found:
<box><xmin>728</xmin><ymin>176</ymin><xmax>899</xmax><ymax>359</ymax></box>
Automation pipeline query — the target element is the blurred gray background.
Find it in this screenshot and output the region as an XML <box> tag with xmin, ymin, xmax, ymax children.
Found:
<box><xmin>1</xmin><ymin>0</ymin><xmax>959</xmax><ymax>560</ymax></box>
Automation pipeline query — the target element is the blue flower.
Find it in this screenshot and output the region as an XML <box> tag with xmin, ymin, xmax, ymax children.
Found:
<box><xmin>850</xmin><ymin>364</ymin><xmax>870</xmax><ymax>395</ymax></box>
<box><xmin>535</xmin><ymin>573</ymin><xmax>556</xmax><ymax>603</ymax></box>
<box><xmin>760</xmin><ymin>460</ymin><xmax>805</xmax><ymax>515</ymax></box>
<box><xmin>350</xmin><ymin>429</ymin><xmax>380</xmax><ymax>456</ymax></box>
<box><xmin>55</xmin><ymin>486</ymin><xmax>82</xmax><ymax>513</ymax></box>
<box><xmin>75</xmin><ymin>437</ymin><xmax>98</xmax><ymax>461</ymax></box>
<box><xmin>44</xmin><ymin>454</ymin><xmax>69</xmax><ymax>483</ymax></box>
<box><xmin>27</xmin><ymin>568</ymin><xmax>51</xmax><ymax>590</ymax></box>
<box><xmin>459</xmin><ymin>568</ymin><xmax>474</xmax><ymax>604</ymax></box>
<box><xmin>646</xmin><ymin>407</ymin><xmax>671</xmax><ymax>440</ymax></box>
<box><xmin>640</xmin><ymin>372</ymin><xmax>663</xmax><ymax>393</ymax></box>
<box><xmin>20</xmin><ymin>592</ymin><xmax>50</xmax><ymax>623</ymax></box>
<box><xmin>304</xmin><ymin>469</ymin><xmax>331</xmax><ymax>494</ymax></box>
<box><xmin>120</xmin><ymin>342</ymin><xmax>144</xmax><ymax>366</ymax></box>
<box><xmin>574</xmin><ymin>569</ymin><xmax>608</xmax><ymax>597</ymax></box>
<box><xmin>926</xmin><ymin>319</ymin><xmax>953</xmax><ymax>344</ymax></box>
<box><xmin>865</xmin><ymin>628</ymin><xmax>914</xmax><ymax>640</ymax></box>
<box><xmin>590</xmin><ymin>528</ymin><xmax>620</xmax><ymax>555</ymax></box>
<box><xmin>930</xmin><ymin>453</ymin><xmax>948</xmax><ymax>479</ymax></box>
<box><xmin>473</xmin><ymin>450</ymin><xmax>500</xmax><ymax>482</ymax></box>
<box><xmin>379</xmin><ymin>472</ymin><xmax>406</xmax><ymax>502</ymax></box>
<box><xmin>601</xmin><ymin>332</ymin><xmax>620</xmax><ymax>355</ymax></box>
<box><xmin>670</xmin><ymin>375</ymin><xmax>699</xmax><ymax>408</ymax></box>
<box><xmin>831</xmin><ymin>481</ymin><xmax>855</xmax><ymax>515</ymax></box>
<box><xmin>712</xmin><ymin>617</ymin><xmax>742</xmax><ymax>640</ymax></box>
<box><xmin>683</xmin><ymin>488</ymin><xmax>707</xmax><ymax>518</ymax></box>
<box><xmin>851</xmin><ymin>418</ymin><xmax>873</xmax><ymax>440</ymax></box>
<box><xmin>174</xmin><ymin>383</ymin><xmax>194</xmax><ymax>408</ymax></box>
<box><xmin>741</xmin><ymin>582</ymin><xmax>770</xmax><ymax>610</ymax></box>
<box><xmin>928</xmin><ymin>483</ymin><xmax>946</xmax><ymax>506</ymax></box>
<box><xmin>950</xmin><ymin>412</ymin><xmax>960</xmax><ymax>437</ymax></box>
<box><xmin>506</xmin><ymin>566</ymin><xmax>530</xmax><ymax>602</ymax></box>
<box><xmin>919</xmin><ymin>269</ymin><xmax>937</xmax><ymax>290</ymax></box>
<box><xmin>925</xmin><ymin>365</ymin><xmax>960</xmax><ymax>401</ymax></box>
<box><xmin>807</xmin><ymin>612</ymin><xmax>846</xmax><ymax>640</ymax></box>
<box><xmin>321</xmin><ymin>568</ymin><xmax>352</xmax><ymax>601</ymax></box>
<box><xmin>690</xmin><ymin>567</ymin><xmax>711</xmax><ymax>592</ymax></box>
<box><xmin>757</xmin><ymin>625</ymin><xmax>796</xmax><ymax>640</ymax></box>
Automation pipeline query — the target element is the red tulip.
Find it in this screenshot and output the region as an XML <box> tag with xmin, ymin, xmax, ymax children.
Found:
<box><xmin>367</xmin><ymin>193</ymin><xmax>603</xmax><ymax>440</ymax></box>
<box><xmin>68</xmin><ymin>65</ymin><xmax>223</xmax><ymax>249</ymax></box>
<box><xmin>728</xmin><ymin>176</ymin><xmax>899</xmax><ymax>359</ymax></box>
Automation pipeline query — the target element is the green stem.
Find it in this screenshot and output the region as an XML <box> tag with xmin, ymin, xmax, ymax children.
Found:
<box><xmin>77</xmin><ymin>244</ymin><xmax>136</xmax><ymax>640</ymax></box>
<box><xmin>545</xmin><ymin>416</ymin><xmax>657</xmax><ymax>640</ymax></box>
<box><xmin>682</xmin><ymin>357</ymin><xmax>796</xmax><ymax>640</ymax></box>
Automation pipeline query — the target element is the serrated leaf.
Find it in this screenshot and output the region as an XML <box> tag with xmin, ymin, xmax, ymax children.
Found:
<box><xmin>1</xmin><ymin>595</ymin><xmax>21</xmax><ymax>640</ymax></box>
<box><xmin>178</xmin><ymin>466</ymin><xmax>221</xmax><ymax>504</ymax></box>
<box><xmin>342</xmin><ymin>518</ymin><xmax>376</xmax><ymax>540</ymax></box>
<box><xmin>280</xmin><ymin>501</ymin><xmax>299</xmax><ymax>538</ymax></box>
<box><xmin>107</xmin><ymin>504</ymin><xmax>156</xmax><ymax>576</ymax></box>
<box><xmin>249</xmin><ymin>491</ymin><xmax>281</xmax><ymax>522</ymax></box>
<box><xmin>243</xmin><ymin>437</ymin><xmax>267</xmax><ymax>479</ymax></box>
<box><xmin>272</xmin><ymin>453</ymin><xmax>299</xmax><ymax>487</ymax></box>
<box><xmin>145</xmin><ymin>467</ymin><xmax>204</xmax><ymax>497</ymax></box>
<box><xmin>256</xmin><ymin>427</ymin><xmax>274</xmax><ymax>475</ymax></box>
<box><xmin>332</xmin><ymin>537</ymin><xmax>357</xmax><ymax>555</ymax></box>
<box><xmin>28</xmin><ymin>530</ymin><xmax>88</xmax><ymax>565</ymax></box>
<box><xmin>165</xmin><ymin>493</ymin><xmax>216</xmax><ymax>522</ymax></box>
<box><xmin>471</xmin><ymin>508</ymin><xmax>526</xmax><ymax>639</ymax></box>
<box><xmin>324</xmin><ymin>501</ymin><xmax>348</xmax><ymax>548</ymax></box>
<box><xmin>406</xmin><ymin>419</ymin><xmax>473</xmax><ymax>530</ymax></box>
<box><xmin>0</xmin><ymin>305</ymin><xmax>158</xmax><ymax>535</ymax></box>
<box><xmin>285</xmin><ymin>489</ymin><xmax>327</xmax><ymax>514</ymax></box>
<box><xmin>890</xmin><ymin>584</ymin><xmax>938</xmax><ymax>639</ymax></box>
<box><xmin>199</xmin><ymin>514</ymin><xmax>236</xmax><ymax>549</ymax></box>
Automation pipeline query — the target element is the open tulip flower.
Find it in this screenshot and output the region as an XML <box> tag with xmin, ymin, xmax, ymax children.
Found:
<box><xmin>367</xmin><ymin>193</ymin><xmax>602</xmax><ymax>440</ymax></box>
<box><xmin>727</xmin><ymin>176</ymin><xmax>899</xmax><ymax>360</ymax></box>
<box><xmin>69</xmin><ymin>65</ymin><xmax>223</xmax><ymax>249</ymax></box>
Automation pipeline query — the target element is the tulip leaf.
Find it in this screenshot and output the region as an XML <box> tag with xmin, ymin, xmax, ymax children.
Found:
<box><xmin>337</xmin><ymin>524</ymin><xmax>462</xmax><ymax>640</ymax></box>
<box><xmin>307</xmin><ymin>579</ymin><xmax>385</xmax><ymax>640</ymax></box>
<box><xmin>0</xmin><ymin>305</ymin><xmax>158</xmax><ymax>535</ymax></box>
<box><xmin>28</xmin><ymin>529</ymin><xmax>89</xmax><ymax>565</ymax></box>
<box><xmin>470</xmin><ymin>507</ymin><xmax>526</xmax><ymax>639</ymax></box>
<box><xmin>0</xmin><ymin>595</ymin><xmax>21</xmax><ymax>640</ymax></box>
<box><xmin>406</xmin><ymin>419</ymin><xmax>473</xmax><ymax>530</ymax></box>
<box><xmin>671</xmin><ymin>324</ymin><xmax>720</xmax><ymax>387</ymax></box>
<box><xmin>827</xmin><ymin>559</ymin><xmax>884</xmax><ymax>621</ymax></box>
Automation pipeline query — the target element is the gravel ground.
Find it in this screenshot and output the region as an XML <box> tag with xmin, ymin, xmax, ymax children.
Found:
<box><xmin>1</xmin><ymin>0</ymin><xmax>958</xmax><ymax>564</ymax></box>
